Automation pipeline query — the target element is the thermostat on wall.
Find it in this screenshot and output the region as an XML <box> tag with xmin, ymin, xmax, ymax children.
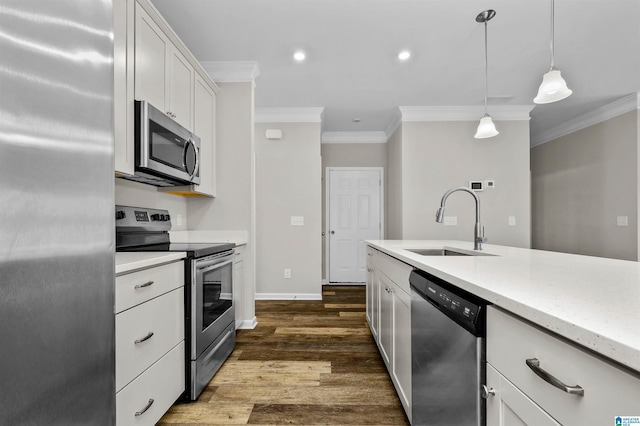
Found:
<box><xmin>469</xmin><ymin>181</ymin><xmax>484</xmax><ymax>191</ymax></box>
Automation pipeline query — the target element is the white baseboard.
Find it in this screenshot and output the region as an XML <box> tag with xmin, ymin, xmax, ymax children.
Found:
<box><xmin>255</xmin><ymin>293</ymin><xmax>323</xmax><ymax>300</ymax></box>
<box><xmin>237</xmin><ymin>316</ymin><xmax>257</xmax><ymax>330</ymax></box>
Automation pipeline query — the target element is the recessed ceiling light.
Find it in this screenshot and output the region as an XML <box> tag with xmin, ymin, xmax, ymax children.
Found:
<box><xmin>398</xmin><ymin>50</ymin><xmax>411</xmax><ymax>61</ymax></box>
<box><xmin>293</xmin><ymin>51</ymin><xmax>306</xmax><ymax>62</ymax></box>
<box><xmin>352</xmin><ymin>118</ymin><xmax>361</xmax><ymax>123</ymax></box>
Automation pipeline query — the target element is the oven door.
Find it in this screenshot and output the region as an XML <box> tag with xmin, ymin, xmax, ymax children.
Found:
<box><xmin>192</xmin><ymin>251</ymin><xmax>234</xmax><ymax>359</ymax></box>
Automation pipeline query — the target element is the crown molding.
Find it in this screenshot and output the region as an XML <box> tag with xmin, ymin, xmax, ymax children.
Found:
<box><xmin>254</xmin><ymin>107</ymin><xmax>325</xmax><ymax>123</ymax></box>
<box><xmin>530</xmin><ymin>92</ymin><xmax>640</xmax><ymax>147</ymax></box>
<box><xmin>399</xmin><ymin>105</ymin><xmax>534</xmax><ymax>122</ymax></box>
<box><xmin>384</xmin><ymin>109</ymin><xmax>403</xmax><ymax>139</ymax></box>
<box><xmin>200</xmin><ymin>61</ymin><xmax>261</xmax><ymax>83</ymax></box>
<box><xmin>321</xmin><ymin>131</ymin><xmax>387</xmax><ymax>144</ymax></box>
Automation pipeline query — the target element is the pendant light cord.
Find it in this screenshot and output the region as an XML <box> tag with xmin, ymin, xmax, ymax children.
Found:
<box><xmin>549</xmin><ymin>0</ymin><xmax>555</xmax><ymax>69</ymax></box>
<box><xmin>483</xmin><ymin>20</ymin><xmax>488</xmax><ymax>115</ymax></box>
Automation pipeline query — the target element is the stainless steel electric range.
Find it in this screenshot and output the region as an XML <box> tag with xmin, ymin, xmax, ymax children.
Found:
<box><xmin>116</xmin><ymin>205</ymin><xmax>235</xmax><ymax>401</ymax></box>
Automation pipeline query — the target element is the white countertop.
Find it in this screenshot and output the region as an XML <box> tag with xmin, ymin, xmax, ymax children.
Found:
<box><xmin>367</xmin><ymin>240</ymin><xmax>640</xmax><ymax>373</ymax></box>
<box><xmin>115</xmin><ymin>252</ymin><xmax>187</xmax><ymax>275</ymax></box>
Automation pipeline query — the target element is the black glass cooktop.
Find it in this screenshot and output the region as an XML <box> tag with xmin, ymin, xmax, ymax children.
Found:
<box><xmin>118</xmin><ymin>242</ymin><xmax>234</xmax><ymax>258</ymax></box>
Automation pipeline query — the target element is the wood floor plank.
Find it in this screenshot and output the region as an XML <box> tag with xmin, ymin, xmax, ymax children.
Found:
<box><xmin>211</xmin><ymin>385</ymin><xmax>400</xmax><ymax>406</ymax></box>
<box><xmin>157</xmin><ymin>285</ymin><xmax>409</xmax><ymax>425</ymax></box>
<box><xmin>248</xmin><ymin>404</ymin><xmax>408</xmax><ymax>425</ymax></box>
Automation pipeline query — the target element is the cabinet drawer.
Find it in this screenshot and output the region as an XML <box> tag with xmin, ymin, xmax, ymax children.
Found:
<box><xmin>116</xmin><ymin>341</ymin><xmax>185</xmax><ymax>426</ymax></box>
<box><xmin>116</xmin><ymin>260</ymin><xmax>183</xmax><ymax>313</ymax></box>
<box><xmin>116</xmin><ymin>288</ymin><xmax>184</xmax><ymax>391</ymax></box>
<box><xmin>487</xmin><ymin>306</ymin><xmax>640</xmax><ymax>425</ymax></box>
<box><xmin>366</xmin><ymin>246</ymin><xmax>377</xmax><ymax>267</ymax></box>
<box><xmin>376</xmin><ymin>251</ymin><xmax>412</xmax><ymax>294</ymax></box>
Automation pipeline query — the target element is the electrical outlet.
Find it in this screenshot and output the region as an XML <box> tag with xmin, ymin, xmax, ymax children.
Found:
<box><xmin>284</xmin><ymin>268</ymin><xmax>292</xmax><ymax>278</ymax></box>
<box><xmin>508</xmin><ymin>216</ymin><xmax>516</xmax><ymax>226</ymax></box>
<box><xmin>291</xmin><ymin>216</ymin><xmax>304</xmax><ymax>226</ymax></box>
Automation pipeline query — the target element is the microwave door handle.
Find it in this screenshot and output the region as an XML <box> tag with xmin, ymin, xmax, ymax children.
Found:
<box><xmin>183</xmin><ymin>138</ymin><xmax>199</xmax><ymax>179</ymax></box>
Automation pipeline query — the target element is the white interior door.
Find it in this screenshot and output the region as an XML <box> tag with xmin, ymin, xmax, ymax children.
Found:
<box><xmin>328</xmin><ymin>168</ymin><xmax>382</xmax><ymax>283</ymax></box>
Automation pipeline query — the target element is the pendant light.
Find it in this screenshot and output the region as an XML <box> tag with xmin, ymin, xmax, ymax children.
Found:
<box><xmin>474</xmin><ymin>10</ymin><xmax>499</xmax><ymax>139</ymax></box>
<box><xmin>534</xmin><ymin>0</ymin><xmax>572</xmax><ymax>104</ymax></box>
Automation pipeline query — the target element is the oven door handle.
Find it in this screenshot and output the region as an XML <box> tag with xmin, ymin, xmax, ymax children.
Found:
<box><xmin>196</xmin><ymin>256</ymin><xmax>234</xmax><ymax>272</ymax></box>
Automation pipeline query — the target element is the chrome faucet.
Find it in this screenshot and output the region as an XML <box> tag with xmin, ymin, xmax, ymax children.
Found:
<box><xmin>436</xmin><ymin>186</ymin><xmax>486</xmax><ymax>250</ymax></box>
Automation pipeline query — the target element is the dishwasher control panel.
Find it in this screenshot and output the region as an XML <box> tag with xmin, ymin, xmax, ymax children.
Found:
<box><xmin>426</xmin><ymin>282</ymin><xmax>480</xmax><ymax>323</ymax></box>
<box><xmin>409</xmin><ymin>268</ymin><xmax>487</xmax><ymax>335</ymax></box>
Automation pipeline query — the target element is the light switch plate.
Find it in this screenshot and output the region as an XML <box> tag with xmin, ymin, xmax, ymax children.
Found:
<box><xmin>291</xmin><ymin>216</ymin><xmax>304</xmax><ymax>226</ymax></box>
<box><xmin>508</xmin><ymin>216</ymin><xmax>516</xmax><ymax>226</ymax></box>
<box><xmin>444</xmin><ymin>216</ymin><xmax>457</xmax><ymax>226</ymax></box>
<box><xmin>617</xmin><ymin>216</ymin><xmax>628</xmax><ymax>227</ymax></box>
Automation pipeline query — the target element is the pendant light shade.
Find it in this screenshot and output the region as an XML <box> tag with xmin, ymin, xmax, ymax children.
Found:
<box><xmin>534</xmin><ymin>69</ymin><xmax>572</xmax><ymax>104</ymax></box>
<box><xmin>534</xmin><ymin>0</ymin><xmax>571</xmax><ymax>104</ymax></box>
<box><xmin>475</xmin><ymin>10</ymin><xmax>498</xmax><ymax>139</ymax></box>
<box><xmin>475</xmin><ymin>114</ymin><xmax>499</xmax><ymax>139</ymax></box>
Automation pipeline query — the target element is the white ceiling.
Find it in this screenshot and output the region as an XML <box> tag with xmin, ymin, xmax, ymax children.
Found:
<box><xmin>151</xmin><ymin>0</ymin><xmax>640</xmax><ymax>143</ymax></box>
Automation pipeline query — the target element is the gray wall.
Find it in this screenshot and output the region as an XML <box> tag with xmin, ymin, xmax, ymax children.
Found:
<box><xmin>389</xmin><ymin>120</ymin><xmax>531</xmax><ymax>248</ymax></box>
<box><xmin>115</xmin><ymin>179</ymin><xmax>188</xmax><ymax>230</ymax></box>
<box><xmin>386</xmin><ymin>126</ymin><xmax>403</xmax><ymax>239</ymax></box>
<box><xmin>255</xmin><ymin>122</ymin><xmax>322</xmax><ymax>298</ymax></box>
<box><xmin>320</xmin><ymin>142</ymin><xmax>387</xmax><ymax>280</ymax></box>
<box><xmin>531</xmin><ymin>110</ymin><xmax>638</xmax><ymax>260</ymax></box>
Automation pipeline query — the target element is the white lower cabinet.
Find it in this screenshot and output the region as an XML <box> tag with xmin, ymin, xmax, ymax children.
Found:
<box><xmin>233</xmin><ymin>245</ymin><xmax>245</xmax><ymax>328</ymax></box>
<box><xmin>366</xmin><ymin>246</ymin><xmax>412</xmax><ymax>422</ymax></box>
<box><xmin>116</xmin><ymin>341</ymin><xmax>185</xmax><ymax>426</ymax></box>
<box><xmin>486</xmin><ymin>306</ymin><xmax>640</xmax><ymax>426</ymax></box>
<box><xmin>486</xmin><ymin>364</ymin><xmax>560</xmax><ymax>426</ymax></box>
<box><xmin>115</xmin><ymin>260</ymin><xmax>185</xmax><ymax>426</ymax></box>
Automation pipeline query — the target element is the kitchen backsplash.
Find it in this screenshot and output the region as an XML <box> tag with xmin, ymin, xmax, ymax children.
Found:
<box><xmin>115</xmin><ymin>178</ymin><xmax>188</xmax><ymax>231</ymax></box>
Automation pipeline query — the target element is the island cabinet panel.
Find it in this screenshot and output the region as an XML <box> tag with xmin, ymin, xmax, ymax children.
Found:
<box><xmin>487</xmin><ymin>306</ymin><xmax>640</xmax><ymax>426</ymax></box>
<box><xmin>486</xmin><ymin>364</ymin><xmax>560</xmax><ymax>426</ymax></box>
<box><xmin>365</xmin><ymin>245</ymin><xmax>412</xmax><ymax>423</ymax></box>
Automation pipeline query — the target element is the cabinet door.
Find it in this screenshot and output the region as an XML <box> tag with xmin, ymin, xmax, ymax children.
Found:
<box><xmin>233</xmin><ymin>247</ymin><xmax>245</xmax><ymax>328</ymax></box>
<box><xmin>391</xmin><ymin>284</ymin><xmax>412</xmax><ymax>413</ymax></box>
<box><xmin>167</xmin><ymin>46</ymin><xmax>193</xmax><ymax>130</ymax></box>
<box><xmin>192</xmin><ymin>73</ymin><xmax>216</xmax><ymax>196</ymax></box>
<box><xmin>486</xmin><ymin>364</ymin><xmax>560</xmax><ymax>426</ymax></box>
<box><xmin>134</xmin><ymin>3</ymin><xmax>166</xmax><ymax>111</ymax></box>
<box><xmin>113</xmin><ymin>0</ymin><xmax>135</xmax><ymax>176</ymax></box>
<box><xmin>378</xmin><ymin>273</ymin><xmax>393</xmax><ymax>366</ymax></box>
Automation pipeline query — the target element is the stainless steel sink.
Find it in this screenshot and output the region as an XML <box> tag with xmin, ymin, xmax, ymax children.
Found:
<box><xmin>405</xmin><ymin>248</ymin><xmax>471</xmax><ymax>256</ymax></box>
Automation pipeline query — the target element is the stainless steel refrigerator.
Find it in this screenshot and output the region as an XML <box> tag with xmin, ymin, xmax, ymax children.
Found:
<box><xmin>0</xmin><ymin>1</ymin><xmax>116</xmax><ymax>424</ymax></box>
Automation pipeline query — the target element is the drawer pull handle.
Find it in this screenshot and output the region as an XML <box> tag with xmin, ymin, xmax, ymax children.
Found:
<box><xmin>525</xmin><ymin>358</ymin><xmax>584</xmax><ymax>396</ymax></box>
<box><xmin>134</xmin><ymin>332</ymin><xmax>154</xmax><ymax>344</ymax></box>
<box><xmin>134</xmin><ymin>398</ymin><xmax>154</xmax><ymax>416</ymax></box>
<box><xmin>134</xmin><ymin>280</ymin><xmax>154</xmax><ymax>289</ymax></box>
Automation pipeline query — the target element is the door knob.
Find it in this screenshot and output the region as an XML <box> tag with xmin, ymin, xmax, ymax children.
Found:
<box><xmin>330</xmin><ymin>230</ymin><xmax>335</xmax><ymax>234</ymax></box>
<box><xmin>481</xmin><ymin>385</ymin><xmax>495</xmax><ymax>399</ymax></box>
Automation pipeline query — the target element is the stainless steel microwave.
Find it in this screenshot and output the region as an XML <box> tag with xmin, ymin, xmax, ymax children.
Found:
<box><xmin>124</xmin><ymin>100</ymin><xmax>201</xmax><ymax>187</ymax></box>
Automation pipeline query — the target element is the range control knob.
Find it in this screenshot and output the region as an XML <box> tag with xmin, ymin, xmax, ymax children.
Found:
<box><xmin>115</xmin><ymin>211</ymin><xmax>126</xmax><ymax>220</ymax></box>
<box><xmin>150</xmin><ymin>213</ymin><xmax>161</xmax><ymax>221</ymax></box>
<box><xmin>165</xmin><ymin>214</ymin><xmax>171</xmax><ymax>221</ymax></box>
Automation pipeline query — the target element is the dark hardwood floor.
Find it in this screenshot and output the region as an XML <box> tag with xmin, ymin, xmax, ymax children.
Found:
<box><xmin>158</xmin><ymin>285</ymin><xmax>410</xmax><ymax>425</ymax></box>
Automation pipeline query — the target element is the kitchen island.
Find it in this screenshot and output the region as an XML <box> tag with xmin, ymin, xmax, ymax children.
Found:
<box><xmin>366</xmin><ymin>240</ymin><xmax>640</xmax><ymax>425</ymax></box>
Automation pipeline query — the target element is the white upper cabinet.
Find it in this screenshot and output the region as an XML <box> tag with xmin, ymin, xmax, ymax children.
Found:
<box><xmin>114</xmin><ymin>0</ymin><xmax>219</xmax><ymax>195</ymax></box>
<box><xmin>134</xmin><ymin>2</ymin><xmax>194</xmax><ymax>131</ymax></box>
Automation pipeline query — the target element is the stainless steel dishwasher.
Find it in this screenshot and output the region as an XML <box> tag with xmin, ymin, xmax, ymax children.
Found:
<box><xmin>410</xmin><ymin>269</ymin><xmax>487</xmax><ymax>426</ymax></box>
